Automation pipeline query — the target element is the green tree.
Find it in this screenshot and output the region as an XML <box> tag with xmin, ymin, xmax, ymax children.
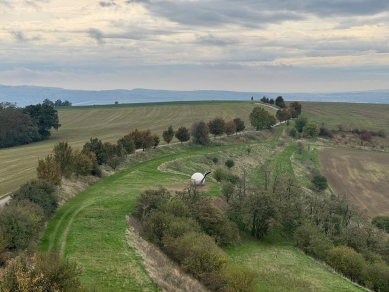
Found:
<box><xmin>250</xmin><ymin>107</ymin><xmax>276</xmax><ymax>130</ymax></box>
<box><xmin>11</xmin><ymin>180</ymin><xmax>57</xmax><ymax>218</ymax></box>
<box><xmin>23</xmin><ymin>104</ymin><xmax>61</xmax><ymax>139</ymax></box>
<box><xmin>141</xmin><ymin>129</ymin><xmax>154</xmax><ymax>151</ymax></box>
<box><xmin>303</xmin><ymin>122</ymin><xmax>320</xmax><ymax>138</ymax></box>
<box><xmin>233</xmin><ymin>118</ymin><xmax>245</xmax><ymax>134</ymax></box>
<box><xmin>37</xmin><ymin>154</ymin><xmax>62</xmax><ymax>186</ymax></box>
<box><xmin>153</xmin><ymin>134</ymin><xmax>160</xmax><ymax>148</ymax></box>
<box><xmin>72</xmin><ymin>149</ymin><xmax>93</xmax><ymax>176</ymax></box>
<box><xmin>118</xmin><ymin>134</ymin><xmax>136</xmax><ymax>154</ymax></box>
<box><xmin>191</xmin><ymin>121</ymin><xmax>210</xmax><ymax>145</ymax></box>
<box><xmin>275</xmin><ymin>96</ymin><xmax>286</xmax><ymax>108</ymax></box>
<box><xmin>53</xmin><ymin>141</ymin><xmax>73</xmax><ymax>178</ymax></box>
<box><xmin>175</xmin><ymin>126</ymin><xmax>190</xmax><ymax>144</ymax></box>
<box><xmin>163</xmin><ymin>125</ymin><xmax>174</xmax><ymax>144</ymax></box>
<box><xmin>42</xmin><ymin>98</ymin><xmax>54</xmax><ymax>107</ymax></box>
<box><xmin>82</xmin><ymin>137</ymin><xmax>107</xmax><ymax>165</ymax></box>
<box><xmin>276</xmin><ymin>108</ymin><xmax>292</xmax><ymax>123</ymax></box>
<box><xmin>208</xmin><ymin>117</ymin><xmax>226</xmax><ymax>139</ymax></box>
<box><xmin>244</xmin><ymin>191</ymin><xmax>278</xmax><ymax>240</ymax></box>
<box><xmin>294</xmin><ymin>115</ymin><xmax>308</xmax><ymax>133</ymax></box>
<box><xmin>312</xmin><ymin>174</ymin><xmax>328</xmax><ymax>191</ymax></box>
<box><xmin>289</xmin><ymin>101</ymin><xmax>302</xmax><ymax>118</ymax></box>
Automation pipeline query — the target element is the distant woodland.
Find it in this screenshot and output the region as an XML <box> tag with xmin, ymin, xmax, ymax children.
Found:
<box><xmin>0</xmin><ymin>101</ymin><xmax>61</xmax><ymax>149</ymax></box>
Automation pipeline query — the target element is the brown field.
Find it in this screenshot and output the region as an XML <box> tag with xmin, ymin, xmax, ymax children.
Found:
<box><xmin>319</xmin><ymin>148</ymin><xmax>389</xmax><ymax>217</ymax></box>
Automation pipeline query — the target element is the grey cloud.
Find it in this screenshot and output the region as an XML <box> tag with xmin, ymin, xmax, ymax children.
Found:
<box><xmin>23</xmin><ymin>0</ymin><xmax>50</xmax><ymax>9</ymax></box>
<box><xmin>130</xmin><ymin>0</ymin><xmax>389</xmax><ymax>28</ymax></box>
<box><xmin>88</xmin><ymin>28</ymin><xmax>106</xmax><ymax>45</ymax></box>
<box><xmin>10</xmin><ymin>31</ymin><xmax>41</xmax><ymax>42</ymax></box>
<box><xmin>195</xmin><ymin>34</ymin><xmax>238</xmax><ymax>46</ymax></box>
<box><xmin>99</xmin><ymin>1</ymin><xmax>117</xmax><ymax>7</ymax></box>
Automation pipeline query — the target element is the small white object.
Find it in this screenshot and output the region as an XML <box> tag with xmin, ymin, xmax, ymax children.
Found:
<box><xmin>191</xmin><ymin>171</ymin><xmax>211</xmax><ymax>185</ymax></box>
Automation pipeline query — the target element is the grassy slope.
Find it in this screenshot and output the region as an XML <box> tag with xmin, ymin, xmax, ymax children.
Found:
<box><xmin>40</xmin><ymin>137</ymin><xmax>363</xmax><ymax>291</ymax></box>
<box><xmin>0</xmin><ymin>101</ymin><xmax>260</xmax><ymax>197</ymax></box>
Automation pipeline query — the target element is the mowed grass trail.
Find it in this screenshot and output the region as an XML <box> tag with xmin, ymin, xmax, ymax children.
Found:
<box><xmin>40</xmin><ymin>141</ymin><xmax>364</xmax><ymax>291</ymax></box>
<box><xmin>0</xmin><ymin>101</ymin><xmax>259</xmax><ymax>197</ymax></box>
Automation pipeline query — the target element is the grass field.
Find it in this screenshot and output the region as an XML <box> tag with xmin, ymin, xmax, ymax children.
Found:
<box><xmin>319</xmin><ymin>147</ymin><xmax>389</xmax><ymax>217</ymax></box>
<box><xmin>38</xmin><ymin>138</ymin><xmax>367</xmax><ymax>291</ymax></box>
<box><xmin>301</xmin><ymin>102</ymin><xmax>389</xmax><ymax>131</ymax></box>
<box><xmin>0</xmin><ymin>101</ymin><xmax>261</xmax><ymax>197</ymax></box>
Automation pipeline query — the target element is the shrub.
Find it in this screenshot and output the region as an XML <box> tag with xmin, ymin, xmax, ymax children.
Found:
<box><xmin>295</xmin><ymin>223</ymin><xmax>333</xmax><ymax>260</ymax></box>
<box><xmin>11</xmin><ymin>180</ymin><xmax>58</xmax><ymax>218</ymax></box>
<box><xmin>326</xmin><ymin>246</ymin><xmax>367</xmax><ymax>283</ymax></box>
<box><xmin>82</xmin><ymin>137</ymin><xmax>107</xmax><ymax>165</ymax></box>
<box><xmin>175</xmin><ymin>126</ymin><xmax>190</xmax><ymax>144</ymax></box>
<box><xmin>312</xmin><ymin>174</ymin><xmax>328</xmax><ymax>191</ymax></box>
<box><xmin>133</xmin><ymin>187</ymin><xmax>171</xmax><ymax>220</ymax></box>
<box><xmin>191</xmin><ymin>121</ymin><xmax>210</xmax><ymax>145</ymax></box>
<box><xmin>212</xmin><ymin>157</ymin><xmax>218</xmax><ymax>164</ymax></box>
<box><xmin>319</xmin><ymin>126</ymin><xmax>333</xmax><ymax>137</ymax></box>
<box><xmin>372</xmin><ymin>216</ymin><xmax>389</xmax><ymax>233</ymax></box>
<box><xmin>361</xmin><ymin>130</ymin><xmax>372</xmax><ymax>142</ymax></box>
<box><xmin>53</xmin><ymin>141</ymin><xmax>73</xmax><ymax>178</ymax></box>
<box><xmin>295</xmin><ymin>116</ymin><xmax>308</xmax><ymax>133</ymax></box>
<box><xmin>118</xmin><ymin>134</ymin><xmax>136</xmax><ymax>154</ymax></box>
<box><xmin>208</xmin><ymin>117</ymin><xmax>226</xmax><ymax>138</ymax></box>
<box><xmin>225</xmin><ymin>120</ymin><xmax>237</xmax><ymax>136</ymax></box>
<box><xmin>163</xmin><ymin>125</ymin><xmax>174</xmax><ymax>144</ymax></box>
<box><xmin>233</xmin><ymin>118</ymin><xmax>245</xmax><ymax>134</ymax></box>
<box><xmin>302</xmin><ymin>122</ymin><xmax>320</xmax><ymax>138</ymax></box>
<box><xmin>0</xmin><ymin>200</ymin><xmax>44</xmax><ymax>251</ymax></box>
<box><xmin>216</xmin><ymin>263</ymin><xmax>257</xmax><ymax>292</ymax></box>
<box><xmin>72</xmin><ymin>149</ymin><xmax>93</xmax><ymax>176</ymax></box>
<box><xmin>225</xmin><ymin>159</ymin><xmax>235</xmax><ymax>169</ymax></box>
<box><xmin>289</xmin><ymin>127</ymin><xmax>297</xmax><ymax>138</ymax></box>
<box><xmin>0</xmin><ymin>252</ymin><xmax>82</xmax><ymax>292</ymax></box>
<box><xmin>36</xmin><ymin>154</ymin><xmax>61</xmax><ymax>186</ymax></box>
<box><xmin>213</xmin><ymin>167</ymin><xmax>239</xmax><ymax>184</ymax></box>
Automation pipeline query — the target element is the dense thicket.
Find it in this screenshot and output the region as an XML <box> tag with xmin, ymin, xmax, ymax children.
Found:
<box><xmin>0</xmin><ymin>102</ymin><xmax>60</xmax><ymax>149</ymax></box>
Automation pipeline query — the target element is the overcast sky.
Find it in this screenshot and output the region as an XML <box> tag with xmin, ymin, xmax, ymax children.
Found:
<box><xmin>0</xmin><ymin>0</ymin><xmax>388</xmax><ymax>92</ymax></box>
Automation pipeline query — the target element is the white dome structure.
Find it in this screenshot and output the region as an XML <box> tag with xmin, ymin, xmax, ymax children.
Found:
<box><xmin>191</xmin><ymin>171</ymin><xmax>211</xmax><ymax>185</ymax></box>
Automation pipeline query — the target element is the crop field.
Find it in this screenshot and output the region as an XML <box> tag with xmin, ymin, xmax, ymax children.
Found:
<box><xmin>301</xmin><ymin>102</ymin><xmax>389</xmax><ymax>131</ymax></box>
<box><xmin>0</xmin><ymin>101</ymin><xmax>262</xmax><ymax>197</ymax></box>
<box><xmin>319</xmin><ymin>148</ymin><xmax>389</xmax><ymax>217</ymax></box>
<box><xmin>39</xmin><ymin>141</ymin><xmax>364</xmax><ymax>291</ymax></box>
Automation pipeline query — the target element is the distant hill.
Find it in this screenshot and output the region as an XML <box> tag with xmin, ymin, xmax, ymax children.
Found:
<box><xmin>1</xmin><ymin>84</ymin><xmax>388</xmax><ymax>107</ymax></box>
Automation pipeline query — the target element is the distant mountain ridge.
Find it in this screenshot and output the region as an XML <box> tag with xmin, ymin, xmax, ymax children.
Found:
<box><xmin>1</xmin><ymin>84</ymin><xmax>388</xmax><ymax>107</ymax></box>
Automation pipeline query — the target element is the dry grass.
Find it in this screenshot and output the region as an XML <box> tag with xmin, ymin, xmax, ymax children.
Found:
<box><xmin>319</xmin><ymin>148</ymin><xmax>389</xmax><ymax>217</ymax></box>
<box><xmin>125</xmin><ymin>216</ymin><xmax>209</xmax><ymax>292</ymax></box>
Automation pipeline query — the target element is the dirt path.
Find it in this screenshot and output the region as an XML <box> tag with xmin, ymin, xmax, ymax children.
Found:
<box><xmin>0</xmin><ymin>196</ymin><xmax>10</xmax><ymax>208</ymax></box>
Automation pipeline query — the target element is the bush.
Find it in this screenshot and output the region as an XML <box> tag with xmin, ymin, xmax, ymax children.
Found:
<box><xmin>312</xmin><ymin>174</ymin><xmax>328</xmax><ymax>191</ymax></box>
<box><xmin>372</xmin><ymin>216</ymin><xmax>389</xmax><ymax>233</ymax></box>
<box><xmin>212</xmin><ymin>157</ymin><xmax>218</xmax><ymax>164</ymax></box>
<box><xmin>295</xmin><ymin>223</ymin><xmax>333</xmax><ymax>260</ymax></box>
<box><xmin>72</xmin><ymin>149</ymin><xmax>93</xmax><ymax>176</ymax></box>
<box><xmin>289</xmin><ymin>127</ymin><xmax>297</xmax><ymax>138</ymax></box>
<box><xmin>133</xmin><ymin>187</ymin><xmax>171</xmax><ymax>220</ymax></box>
<box><xmin>0</xmin><ymin>200</ymin><xmax>44</xmax><ymax>251</ymax></box>
<box><xmin>295</xmin><ymin>116</ymin><xmax>308</xmax><ymax>133</ymax></box>
<box><xmin>302</xmin><ymin>122</ymin><xmax>320</xmax><ymax>138</ymax></box>
<box><xmin>319</xmin><ymin>126</ymin><xmax>333</xmax><ymax>137</ymax></box>
<box><xmin>0</xmin><ymin>252</ymin><xmax>82</xmax><ymax>292</ymax></box>
<box><xmin>225</xmin><ymin>159</ymin><xmax>235</xmax><ymax>169</ymax></box>
<box><xmin>191</xmin><ymin>121</ymin><xmax>210</xmax><ymax>145</ymax></box>
<box><xmin>36</xmin><ymin>154</ymin><xmax>62</xmax><ymax>186</ymax></box>
<box><xmin>193</xmin><ymin>199</ymin><xmax>239</xmax><ymax>246</ymax></box>
<box><xmin>11</xmin><ymin>179</ymin><xmax>58</xmax><ymax>218</ymax></box>
<box><xmin>82</xmin><ymin>137</ymin><xmax>107</xmax><ymax>165</ymax></box>
<box><xmin>213</xmin><ymin>167</ymin><xmax>239</xmax><ymax>184</ymax></box>
<box><xmin>175</xmin><ymin>126</ymin><xmax>190</xmax><ymax>144</ymax></box>
<box><xmin>326</xmin><ymin>246</ymin><xmax>367</xmax><ymax>283</ymax></box>
<box><xmin>361</xmin><ymin>130</ymin><xmax>372</xmax><ymax>142</ymax></box>
<box><xmin>216</xmin><ymin>263</ymin><xmax>257</xmax><ymax>292</ymax></box>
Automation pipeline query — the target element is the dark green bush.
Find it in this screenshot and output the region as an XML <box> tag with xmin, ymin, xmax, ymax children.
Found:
<box><xmin>312</xmin><ymin>174</ymin><xmax>328</xmax><ymax>191</ymax></box>
<box><xmin>11</xmin><ymin>179</ymin><xmax>57</xmax><ymax>218</ymax></box>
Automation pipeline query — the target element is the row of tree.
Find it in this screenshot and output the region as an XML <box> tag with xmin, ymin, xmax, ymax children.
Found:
<box><xmin>43</xmin><ymin>98</ymin><xmax>72</xmax><ymax>107</ymax></box>
<box><xmin>0</xmin><ymin>102</ymin><xmax>61</xmax><ymax>148</ymax></box>
<box><xmin>260</xmin><ymin>95</ymin><xmax>286</xmax><ymax>108</ymax></box>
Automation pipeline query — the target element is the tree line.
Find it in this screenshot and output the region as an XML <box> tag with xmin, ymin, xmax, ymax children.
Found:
<box><xmin>0</xmin><ymin>101</ymin><xmax>61</xmax><ymax>149</ymax></box>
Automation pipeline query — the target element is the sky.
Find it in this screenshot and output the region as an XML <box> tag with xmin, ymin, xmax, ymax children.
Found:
<box><xmin>0</xmin><ymin>0</ymin><xmax>389</xmax><ymax>92</ymax></box>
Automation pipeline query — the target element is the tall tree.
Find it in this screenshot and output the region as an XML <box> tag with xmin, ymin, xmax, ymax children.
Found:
<box><xmin>294</xmin><ymin>115</ymin><xmax>308</xmax><ymax>133</ymax></box>
<box><xmin>82</xmin><ymin>138</ymin><xmax>107</xmax><ymax>165</ymax></box>
<box><xmin>175</xmin><ymin>126</ymin><xmax>190</xmax><ymax>144</ymax></box>
<box><xmin>208</xmin><ymin>117</ymin><xmax>226</xmax><ymax>139</ymax></box>
<box><xmin>163</xmin><ymin>125</ymin><xmax>174</xmax><ymax>144</ymax></box>
<box><xmin>275</xmin><ymin>96</ymin><xmax>286</xmax><ymax>108</ymax></box>
<box><xmin>289</xmin><ymin>101</ymin><xmax>302</xmax><ymax>118</ymax></box>
<box><xmin>118</xmin><ymin>134</ymin><xmax>136</xmax><ymax>154</ymax></box>
<box><xmin>141</xmin><ymin>129</ymin><xmax>154</xmax><ymax>151</ymax></box>
<box><xmin>276</xmin><ymin>108</ymin><xmax>292</xmax><ymax>123</ymax></box>
<box><xmin>225</xmin><ymin>120</ymin><xmax>236</xmax><ymax>136</ymax></box>
<box><xmin>37</xmin><ymin>154</ymin><xmax>61</xmax><ymax>186</ymax></box>
<box><xmin>23</xmin><ymin>104</ymin><xmax>61</xmax><ymax>139</ymax></box>
<box><xmin>250</xmin><ymin>107</ymin><xmax>276</xmax><ymax>130</ymax></box>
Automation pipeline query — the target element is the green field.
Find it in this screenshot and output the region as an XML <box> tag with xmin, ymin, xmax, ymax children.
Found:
<box><xmin>39</xmin><ymin>136</ymin><xmax>364</xmax><ymax>291</ymax></box>
<box><xmin>301</xmin><ymin>102</ymin><xmax>389</xmax><ymax>131</ymax></box>
<box><xmin>0</xmin><ymin>101</ymin><xmax>260</xmax><ymax>197</ymax></box>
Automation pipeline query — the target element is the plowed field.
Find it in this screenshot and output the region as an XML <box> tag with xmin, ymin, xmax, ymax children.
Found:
<box><xmin>319</xmin><ymin>148</ymin><xmax>389</xmax><ymax>217</ymax></box>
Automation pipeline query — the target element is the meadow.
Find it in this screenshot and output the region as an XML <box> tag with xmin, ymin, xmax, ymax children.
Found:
<box><xmin>319</xmin><ymin>147</ymin><xmax>389</xmax><ymax>217</ymax></box>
